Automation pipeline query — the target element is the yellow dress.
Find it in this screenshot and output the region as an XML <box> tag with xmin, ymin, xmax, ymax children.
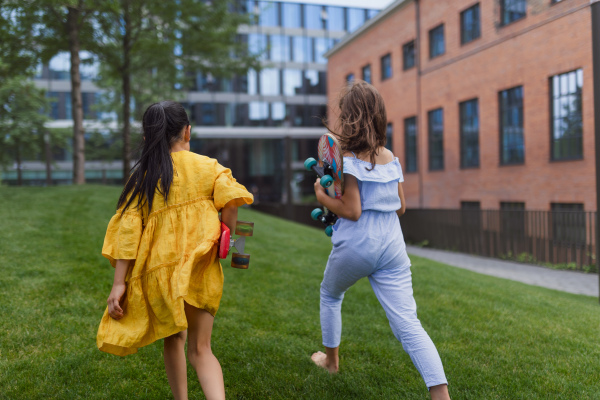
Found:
<box><xmin>97</xmin><ymin>151</ymin><xmax>253</xmax><ymax>356</ymax></box>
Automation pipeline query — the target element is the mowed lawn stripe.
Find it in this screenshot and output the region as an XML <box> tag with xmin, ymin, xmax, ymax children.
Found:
<box><xmin>0</xmin><ymin>186</ymin><xmax>598</xmax><ymax>399</ymax></box>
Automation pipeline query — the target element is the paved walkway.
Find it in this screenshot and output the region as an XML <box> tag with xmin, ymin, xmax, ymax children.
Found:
<box><xmin>406</xmin><ymin>245</ymin><xmax>599</xmax><ymax>297</ymax></box>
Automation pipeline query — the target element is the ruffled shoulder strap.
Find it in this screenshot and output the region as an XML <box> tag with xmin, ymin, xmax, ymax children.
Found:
<box><xmin>342</xmin><ymin>157</ymin><xmax>404</xmax><ymax>183</ymax></box>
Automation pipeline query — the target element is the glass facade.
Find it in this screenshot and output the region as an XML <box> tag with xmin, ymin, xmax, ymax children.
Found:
<box><xmin>38</xmin><ymin>1</ymin><xmax>378</xmax><ymax>129</ymax></box>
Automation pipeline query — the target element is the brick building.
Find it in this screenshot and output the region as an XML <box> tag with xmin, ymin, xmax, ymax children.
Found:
<box><xmin>326</xmin><ymin>0</ymin><xmax>596</xmax><ymax>212</ymax></box>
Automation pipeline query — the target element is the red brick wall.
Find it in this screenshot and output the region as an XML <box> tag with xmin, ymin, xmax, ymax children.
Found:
<box><xmin>327</xmin><ymin>0</ymin><xmax>596</xmax><ymax>211</ymax></box>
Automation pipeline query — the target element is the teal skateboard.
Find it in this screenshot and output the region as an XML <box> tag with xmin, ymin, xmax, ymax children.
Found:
<box><xmin>304</xmin><ymin>133</ymin><xmax>344</xmax><ymax>237</ymax></box>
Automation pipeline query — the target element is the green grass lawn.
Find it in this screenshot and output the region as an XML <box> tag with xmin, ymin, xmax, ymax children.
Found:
<box><xmin>0</xmin><ymin>185</ymin><xmax>599</xmax><ymax>400</ymax></box>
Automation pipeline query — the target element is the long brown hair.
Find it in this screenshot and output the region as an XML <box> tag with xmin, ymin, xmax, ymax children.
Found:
<box><xmin>325</xmin><ymin>80</ymin><xmax>387</xmax><ymax>170</ymax></box>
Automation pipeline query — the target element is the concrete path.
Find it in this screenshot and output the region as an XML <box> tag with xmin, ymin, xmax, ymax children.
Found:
<box><xmin>406</xmin><ymin>245</ymin><xmax>599</xmax><ymax>297</ymax></box>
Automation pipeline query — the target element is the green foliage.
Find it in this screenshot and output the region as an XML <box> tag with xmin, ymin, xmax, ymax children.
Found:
<box><xmin>0</xmin><ymin>186</ymin><xmax>599</xmax><ymax>399</ymax></box>
<box><xmin>0</xmin><ymin>76</ymin><xmax>48</xmax><ymax>167</ymax></box>
<box><xmin>89</xmin><ymin>0</ymin><xmax>260</xmax><ymax>119</ymax></box>
<box><xmin>0</xmin><ymin>2</ymin><xmax>39</xmax><ymax>79</ymax></box>
<box><xmin>85</xmin><ymin>129</ymin><xmax>142</xmax><ymax>161</ymax></box>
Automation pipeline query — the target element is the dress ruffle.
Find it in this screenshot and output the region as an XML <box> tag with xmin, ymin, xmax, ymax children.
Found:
<box><xmin>102</xmin><ymin>210</ymin><xmax>143</xmax><ymax>267</ymax></box>
<box><xmin>343</xmin><ymin>157</ymin><xmax>404</xmax><ymax>183</ymax></box>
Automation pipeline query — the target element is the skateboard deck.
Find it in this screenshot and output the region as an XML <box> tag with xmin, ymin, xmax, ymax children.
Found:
<box><xmin>317</xmin><ymin>133</ymin><xmax>344</xmax><ymax>198</ymax></box>
<box><xmin>304</xmin><ymin>133</ymin><xmax>345</xmax><ymax>236</ymax></box>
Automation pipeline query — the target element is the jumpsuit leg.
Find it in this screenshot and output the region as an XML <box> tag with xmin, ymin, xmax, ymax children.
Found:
<box><xmin>320</xmin><ymin>237</ymin><xmax>376</xmax><ymax>348</ymax></box>
<box><xmin>368</xmin><ymin>266</ymin><xmax>448</xmax><ymax>388</ymax></box>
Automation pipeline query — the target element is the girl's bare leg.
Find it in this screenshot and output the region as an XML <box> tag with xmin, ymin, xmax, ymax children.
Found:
<box><xmin>430</xmin><ymin>384</ymin><xmax>451</xmax><ymax>400</ymax></box>
<box><xmin>310</xmin><ymin>346</ymin><xmax>339</xmax><ymax>373</ymax></box>
<box><xmin>164</xmin><ymin>330</ymin><xmax>188</xmax><ymax>400</ymax></box>
<box><xmin>184</xmin><ymin>302</ymin><xmax>225</xmax><ymax>400</ymax></box>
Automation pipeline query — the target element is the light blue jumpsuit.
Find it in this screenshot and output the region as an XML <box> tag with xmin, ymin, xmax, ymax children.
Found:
<box><xmin>320</xmin><ymin>155</ymin><xmax>448</xmax><ymax>389</ymax></box>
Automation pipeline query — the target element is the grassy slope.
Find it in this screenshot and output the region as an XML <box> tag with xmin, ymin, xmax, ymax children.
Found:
<box><xmin>0</xmin><ymin>186</ymin><xmax>599</xmax><ymax>400</ymax></box>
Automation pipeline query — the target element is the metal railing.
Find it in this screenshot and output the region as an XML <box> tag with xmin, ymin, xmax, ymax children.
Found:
<box><xmin>400</xmin><ymin>209</ymin><xmax>597</xmax><ymax>272</ymax></box>
<box><xmin>252</xmin><ymin>204</ymin><xmax>597</xmax><ymax>272</ymax></box>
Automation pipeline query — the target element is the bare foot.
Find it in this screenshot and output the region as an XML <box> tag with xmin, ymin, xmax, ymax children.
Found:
<box><xmin>311</xmin><ymin>351</ymin><xmax>339</xmax><ymax>373</ymax></box>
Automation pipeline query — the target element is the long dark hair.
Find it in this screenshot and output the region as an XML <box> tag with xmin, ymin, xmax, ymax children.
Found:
<box><xmin>117</xmin><ymin>101</ymin><xmax>190</xmax><ymax>214</ymax></box>
<box><xmin>324</xmin><ymin>80</ymin><xmax>387</xmax><ymax>170</ymax></box>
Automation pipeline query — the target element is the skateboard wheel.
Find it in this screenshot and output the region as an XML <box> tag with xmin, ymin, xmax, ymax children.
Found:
<box><xmin>231</xmin><ymin>253</ymin><xmax>250</xmax><ymax>269</ymax></box>
<box><xmin>234</xmin><ymin>221</ymin><xmax>254</xmax><ymax>236</ymax></box>
<box><xmin>320</xmin><ymin>175</ymin><xmax>334</xmax><ymax>188</ymax></box>
<box><xmin>311</xmin><ymin>208</ymin><xmax>323</xmax><ymax>221</ymax></box>
<box><xmin>325</xmin><ymin>225</ymin><xmax>334</xmax><ymax>237</ymax></box>
<box><xmin>304</xmin><ymin>157</ymin><xmax>317</xmax><ymax>171</ymax></box>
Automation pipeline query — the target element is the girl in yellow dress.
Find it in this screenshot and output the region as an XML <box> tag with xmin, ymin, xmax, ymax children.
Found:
<box><xmin>97</xmin><ymin>101</ymin><xmax>253</xmax><ymax>400</ymax></box>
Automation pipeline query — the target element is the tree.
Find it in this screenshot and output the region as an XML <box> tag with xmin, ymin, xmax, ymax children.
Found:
<box><xmin>0</xmin><ymin>77</ymin><xmax>49</xmax><ymax>185</ymax></box>
<box><xmin>0</xmin><ymin>3</ymin><xmax>38</xmax><ymax>79</ymax></box>
<box><xmin>17</xmin><ymin>0</ymin><xmax>97</xmax><ymax>184</ymax></box>
<box><xmin>89</xmin><ymin>0</ymin><xmax>260</xmax><ymax>182</ymax></box>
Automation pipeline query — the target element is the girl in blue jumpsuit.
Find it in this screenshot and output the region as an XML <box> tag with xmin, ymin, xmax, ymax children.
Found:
<box><xmin>311</xmin><ymin>81</ymin><xmax>450</xmax><ymax>400</ymax></box>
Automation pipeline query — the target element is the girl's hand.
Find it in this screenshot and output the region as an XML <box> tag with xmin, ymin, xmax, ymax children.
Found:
<box><xmin>107</xmin><ymin>283</ymin><xmax>126</xmax><ymax>320</ymax></box>
<box><xmin>314</xmin><ymin>178</ymin><xmax>326</xmax><ymax>202</ymax></box>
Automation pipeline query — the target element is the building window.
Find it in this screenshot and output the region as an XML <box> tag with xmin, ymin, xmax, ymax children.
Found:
<box><xmin>500</xmin><ymin>0</ymin><xmax>526</xmax><ymax>26</ymax></box>
<box><xmin>260</xmin><ymin>68</ymin><xmax>280</xmax><ymax>95</ymax></box>
<box><xmin>326</xmin><ymin>6</ymin><xmax>346</xmax><ymax>31</ymax></box>
<box><xmin>461</xmin><ymin>3</ymin><xmax>480</xmax><ymax>44</ymax></box>
<box><xmin>404</xmin><ymin>116</ymin><xmax>417</xmax><ymax>173</ymax></box>
<box><xmin>428</xmin><ymin>108</ymin><xmax>444</xmax><ymax>171</ymax></box>
<box><xmin>385</xmin><ymin>123</ymin><xmax>393</xmax><ymax>151</ymax></box>
<box><xmin>403</xmin><ymin>40</ymin><xmax>415</xmax><ymax>70</ymax></box>
<box><xmin>551</xmin><ymin>203</ymin><xmax>586</xmax><ymax>246</ymax></box>
<box><xmin>283</xmin><ymin>69</ymin><xmax>303</xmax><ymax>96</ymax></box>
<box><xmin>362</xmin><ymin>64</ymin><xmax>372</xmax><ymax>84</ymax></box>
<box><xmin>429</xmin><ymin>24</ymin><xmax>445</xmax><ymax>59</ymax></box>
<box><xmin>381</xmin><ymin>53</ymin><xmax>392</xmax><ymax>80</ymax></box>
<box><xmin>348</xmin><ymin>8</ymin><xmax>366</xmax><ymax>32</ymax></box>
<box><xmin>551</xmin><ymin>69</ymin><xmax>583</xmax><ymax>161</ymax></box>
<box><xmin>346</xmin><ymin>73</ymin><xmax>354</xmax><ymax>83</ymax></box>
<box><xmin>461</xmin><ymin>201</ymin><xmax>480</xmax><ymax>209</ymax></box>
<box><xmin>500</xmin><ymin>202</ymin><xmax>525</xmax><ymax>236</ymax></box>
<box><xmin>304</xmin><ymin>5</ymin><xmax>322</xmax><ymax>30</ymax></box>
<box><xmin>499</xmin><ymin>86</ymin><xmax>524</xmax><ymax>165</ymax></box>
<box><xmin>269</xmin><ymin>35</ymin><xmax>289</xmax><ymax>62</ymax></box>
<box><xmin>282</xmin><ymin>3</ymin><xmax>301</xmax><ymax>28</ymax></box>
<box><xmin>459</xmin><ymin>98</ymin><xmax>479</xmax><ymax>168</ymax></box>
<box><xmin>258</xmin><ymin>1</ymin><xmax>279</xmax><ymax>27</ymax></box>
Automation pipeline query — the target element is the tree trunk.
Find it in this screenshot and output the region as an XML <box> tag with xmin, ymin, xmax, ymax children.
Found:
<box><xmin>121</xmin><ymin>0</ymin><xmax>132</xmax><ymax>183</ymax></box>
<box><xmin>67</xmin><ymin>6</ymin><xmax>85</xmax><ymax>184</ymax></box>
<box><xmin>44</xmin><ymin>132</ymin><xmax>53</xmax><ymax>186</ymax></box>
<box><xmin>15</xmin><ymin>139</ymin><xmax>22</xmax><ymax>186</ymax></box>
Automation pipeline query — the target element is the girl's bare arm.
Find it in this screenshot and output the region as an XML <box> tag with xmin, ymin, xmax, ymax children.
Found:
<box><xmin>314</xmin><ymin>174</ymin><xmax>362</xmax><ymax>221</ymax></box>
<box><xmin>107</xmin><ymin>259</ymin><xmax>132</xmax><ymax>320</ymax></box>
<box><xmin>397</xmin><ymin>182</ymin><xmax>406</xmax><ymax>217</ymax></box>
<box><xmin>221</xmin><ymin>199</ymin><xmax>239</xmax><ymax>232</ymax></box>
